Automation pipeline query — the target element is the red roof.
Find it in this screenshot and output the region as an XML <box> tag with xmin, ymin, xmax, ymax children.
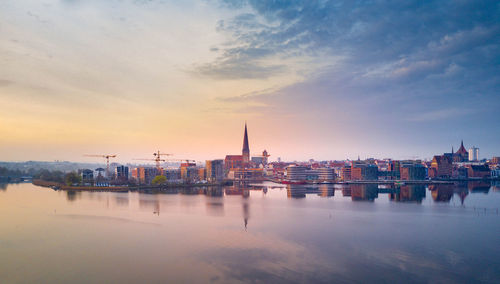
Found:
<box><xmin>456</xmin><ymin>140</ymin><xmax>467</xmax><ymax>155</ymax></box>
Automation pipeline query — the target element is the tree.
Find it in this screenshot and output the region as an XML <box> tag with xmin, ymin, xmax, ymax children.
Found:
<box><xmin>152</xmin><ymin>175</ymin><xmax>167</xmax><ymax>185</ymax></box>
<box><xmin>64</xmin><ymin>172</ymin><xmax>82</xmax><ymax>186</ymax></box>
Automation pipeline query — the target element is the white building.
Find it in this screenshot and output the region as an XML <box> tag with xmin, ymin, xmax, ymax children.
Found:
<box><xmin>285</xmin><ymin>165</ymin><xmax>307</xmax><ymax>181</ymax></box>
<box><xmin>317</xmin><ymin>168</ymin><xmax>335</xmax><ymax>181</ymax></box>
<box><xmin>468</xmin><ymin>147</ymin><xmax>479</xmax><ymax>161</ymax></box>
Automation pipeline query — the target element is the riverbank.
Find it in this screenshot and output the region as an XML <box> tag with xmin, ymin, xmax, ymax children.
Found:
<box><xmin>32</xmin><ymin>179</ymin><xmax>233</xmax><ymax>192</ymax></box>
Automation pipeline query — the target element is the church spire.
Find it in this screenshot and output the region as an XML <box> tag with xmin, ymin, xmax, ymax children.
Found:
<box><xmin>242</xmin><ymin>122</ymin><xmax>250</xmax><ymax>163</ymax></box>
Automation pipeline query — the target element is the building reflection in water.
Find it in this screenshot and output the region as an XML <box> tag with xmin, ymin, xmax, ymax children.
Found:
<box><xmin>287</xmin><ymin>185</ymin><xmax>306</xmax><ymax>199</ymax></box>
<box><xmin>429</xmin><ymin>184</ymin><xmax>454</xmax><ymax>202</ymax></box>
<box><xmin>341</xmin><ymin>186</ymin><xmax>351</xmax><ymax>197</ymax></box>
<box><xmin>66</xmin><ymin>190</ymin><xmax>81</xmax><ymax>202</ymax></box>
<box><xmin>205</xmin><ymin>187</ymin><xmax>224</xmax><ymax>217</ymax></box>
<box><xmin>286</xmin><ymin>184</ymin><xmax>334</xmax><ymax>199</ymax></box>
<box><xmin>318</xmin><ymin>184</ymin><xmax>335</xmax><ymax>197</ymax></box>
<box><xmin>453</xmin><ymin>183</ymin><xmax>469</xmax><ymax>205</ymax></box>
<box><xmin>389</xmin><ymin>185</ymin><xmax>426</xmax><ymax>203</ymax></box>
<box><xmin>351</xmin><ymin>184</ymin><xmax>378</xmax><ymax>201</ymax></box>
<box><xmin>468</xmin><ymin>181</ymin><xmax>490</xmax><ymax>193</ymax></box>
<box><xmin>139</xmin><ymin>194</ymin><xmax>160</xmax><ymax>215</ymax></box>
<box><xmin>115</xmin><ymin>195</ymin><xmax>129</xmax><ymax>207</ymax></box>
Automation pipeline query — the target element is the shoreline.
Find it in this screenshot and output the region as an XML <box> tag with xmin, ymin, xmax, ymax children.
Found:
<box><xmin>32</xmin><ymin>179</ymin><xmax>233</xmax><ymax>192</ymax></box>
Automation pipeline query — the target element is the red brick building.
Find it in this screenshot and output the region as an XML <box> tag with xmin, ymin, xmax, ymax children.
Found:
<box><xmin>467</xmin><ymin>165</ymin><xmax>490</xmax><ymax>178</ymax></box>
<box><xmin>429</xmin><ymin>155</ymin><xmax>452</xmax><ymax>179</ymax></box>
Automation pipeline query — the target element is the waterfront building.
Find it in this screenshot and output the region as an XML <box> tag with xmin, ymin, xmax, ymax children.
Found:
<box><xmin>229</xmin><ymin>168</ymin><xmax>264</xmax><ymax>181</ymax></box>
<box><xmin>305</xmin><ymin>169</ymin><xmax>319</xmax><ymax>181</ymax></box>
<box><xmin>79</xmin><ymin>169</ymin><xmax>94</xmax><ymax>182</ymax></box>
<box><xmin>491</xmin><ymin>157</ymin><xmax>500</xmax><ymax>165</ymax></box>
<box><xmin>467</xmin><ymin>164</ymin><xmax>490</xmax><ymax>178</ymax></box>
<box><xmin>206</xmin><ymin>159</ymin><xmax>224</xmax><ymax>182</ymax></box>
<box><xmin>341</xmin><ymin>166</ymin><xmax>352</xmax><ymax>181</ymax></box>
<box><xmin>285</xmin><ymin>165</ymin><xmax>307</xmax><ymax>182</ymax></box>
<box><xmin>387</xmin><ymin>160</ymin><xmax>401</xmax><ymax>179</ymax></box>
<box><xmin>115</xmin><ymin>165</ymin><xmax>129</xmax><ymax>181</ymax></box>
<box><xmin>163</xmin><ymin>168</ymin><xmax>182</xmax><ymax>182</ymax></box>
<box><xmin>429</xmin><ymin>155</ymin><xmax>452</xmax><ymax>179</ymax></box>
<box><xmin>452</xmin><ymin>166</ymin><xmax>469</xmax><ymax>179</ymax></box>
<box><xmin>180</xmin><ymin>162</ymin><xmax>198</xmax><ymax>182</ymax></box>
<box><xmin>136</xmin><ymin>167</ymin><xmax>158</xmax><ymax>184</ymax></box>
<box><xmin>351</xmin><ymin>163</ymin><xmax>378</xmax><ymax>181</ymax></box>
<box><xmin>468</xmin><ymin>146</ymin><xmax>479</xmax><ymax>161</ymax></box>
<box><xmin>400</xmin><ymin>164</ymin><xmax>426</xmax><ymax>180</ymax></box>
<box><xmin>491</xmin><ymin>168</ymin><xmax>500</xmax><ymax>179</ymax></box>
<box><xmin>317</xmin><ymin>168</ymin><xmax>335</xmax><ymax>181</ymax></box>
<box><xmin>198</xmin><ymin>168</ymin><xmax>206</xmax><ymax>181</ymax></box>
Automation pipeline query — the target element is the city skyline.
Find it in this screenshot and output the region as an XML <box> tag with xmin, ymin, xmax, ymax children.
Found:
<box><xmin>1</xmin><ymin>1</ymin><xmax>499</xmax><ymax>162</ymax></box>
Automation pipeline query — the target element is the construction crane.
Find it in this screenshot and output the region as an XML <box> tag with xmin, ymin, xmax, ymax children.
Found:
<box><xmin>84</xmin><ymin>154</ymin><xmax>117</xmax><ymax>177</ymax></box>
<box><xmin>134</xmin><ymin>150</ymin><xmax>173</xmax><ymax>171</ymax></box>
<box><xmin>165</xmin><ymin>159</ymin><xmax>196</xmax><ymax>166</ymax></box>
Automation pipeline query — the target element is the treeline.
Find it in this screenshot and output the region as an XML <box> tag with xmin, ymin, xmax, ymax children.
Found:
<box><xmin>0</xmin><ymin>167</ymin><xmax>37</xmax><ymax>178</ymax></box>
<box><xmin>33</xmin><ymin>169</ymin><xmax>66</xmax><ymax>183</ymax></box>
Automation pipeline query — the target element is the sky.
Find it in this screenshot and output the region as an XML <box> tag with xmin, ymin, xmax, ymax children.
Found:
<box><xmin>0</xmin><ymin>0</ymin><xmax>499</xmax><ymax>163</ymax></box>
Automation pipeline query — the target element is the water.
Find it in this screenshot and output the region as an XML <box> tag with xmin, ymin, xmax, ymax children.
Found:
<box><xmin>1</xmin><ymin>182</ymin><xmax>499</xmax><ymax>283</ymax></box>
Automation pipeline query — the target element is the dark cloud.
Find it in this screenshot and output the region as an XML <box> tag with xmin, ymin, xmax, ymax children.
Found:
<box><xmin>209</xmin><ymin>0</ymin><xmax>499</xmax><ymax>110</ymax></box>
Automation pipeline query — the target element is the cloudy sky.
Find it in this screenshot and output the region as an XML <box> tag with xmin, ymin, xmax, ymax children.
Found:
<box><xmin>1</xmin><ymin>0</ymin><xmax>499</xmax><ymax>162</ymax></box>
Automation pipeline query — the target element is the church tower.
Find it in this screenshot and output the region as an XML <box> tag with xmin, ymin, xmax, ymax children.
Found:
<box><xmin>242</xmin><ymin>122</ymin><xmax>250</xmax><ymax>164</ymax></box>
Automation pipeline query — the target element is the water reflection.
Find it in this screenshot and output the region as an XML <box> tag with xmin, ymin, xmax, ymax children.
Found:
<box><xmin>468</xmin><ymin>181</ymin><xmax>490</xmax><ymax>193</ymax></box>
<box><xmin>286</xmin><ymin>184</ymin><xmax>335</xmax><ymax>199</ymax></box>
<box><xmin>351</xmin><ymin>184</ymin><xmax>378</xmax><ymax>201</ymax></box>
<box><xmin>389</xmin><ymin>185</ymin><xmax>426</xmax><ymax>203</ymax></box>
<box><xmin>66</xmin><ymin>190</ymin><xmax>81</xmax><ymax>202</ymax></box>
<box><xmin>1</xmin><ymin>182</ymin><xmax>500</xmax><ymax>283</ymax></box>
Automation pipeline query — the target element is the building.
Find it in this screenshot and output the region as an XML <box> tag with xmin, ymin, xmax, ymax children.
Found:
<box><xmin>468</xmin><ymin>146</ymin><xmax>479</xmax><ymax>161</ymax></box>
<box><xmin>400</xmin><ymin>164</ymin><xmax>426</xmax><ymax>180</ymax></box>
<box><xmin>206</xmin><ymin>159</ymin><xmax>224</xmax><ymax>182</ymax></box>
<box><xmin>251</xmin><ymin>156</ymin><xmax>264</xmax><ymax>166</ymax></box>
<box><xmin>317</xmin><ymin>168</ymin><xmax>335</xmax><ymax>181</ymax></box>
<box><xmin>351</xmin><ymin>163</ymin><xmax>378</xmax><ymax>181</ymax></box>
<box><xmin>180</xmin><ymin>162</ymin><xmax>198</xmax><ymax>182</ymax></box>
<box><xmin>429</xmin><ymin>155</ymin><xmax>452</xmax><ymax>179</ymax></box>
<box><xmin>230</xmin><ymin>168</ymin><xmax>264</xmax><ymax>181</ymax></box>
<box><xmin>467</xmin><ymin>164</ymin><xmax>490</xmax><ymax>179</ymax></box>
<box><xmin>242</xmin><ymin>122</ymin><xmax>250</xmax><ymax>164</ymax></box>
<box><xmin>341</xmin><ymin>166</ymin><xmax>352</xmax><ymax>181</ymax></box>
<box><xmin>387</xmin><ymin>160</ymin><xmax>401</xmax><ymax>180</ymax></box>
<box><xmin>454</xmin><ymin>140</ymin><xmax>469</xmax><ymax>162</ymax></box>
<box><xmin>133</xmin><ymin>167</ymin><xmax>158</xmax><ymax>184</ymax></box>
<box><xmin>305</xmin><ymin>169</ymin><xmax>319</xmax><ymax>181</ymax></box>
<box><xmin>163</xmin><ymin>168</ymin><xmax>181</xmax><ymax>183</ymax></box>
<box><xmin>79</xmin><ymin>169</ymin><xmax>94</xmax><ymax>182</ymax></box>
<box><xmin>224</xmin><ymin>155</ymin><xmax>243</xmax><ymax>173</ymax></box>
<box><xmin>115</xmin><ymin>165</ymin><xmax>129</xmax><ymax>181</ymax></box>
<box><xmin>285</xmin><ymin>165</ymin><xmax>307</xmax><ymax>182</ymax></box>
<box><xmin>491</xmin><ymin>168</ymin><xmax>500</xmax><ymax>179</ymax></box>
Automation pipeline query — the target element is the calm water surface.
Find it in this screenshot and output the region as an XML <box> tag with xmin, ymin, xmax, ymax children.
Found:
<box><xmin>1</xmin><ymin>182</ymin><xmax>500</xmax><ymax>283</ymax></box>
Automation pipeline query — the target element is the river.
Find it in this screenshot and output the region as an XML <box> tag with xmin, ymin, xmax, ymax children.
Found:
<box><xmin>1</xmin><ymin>182</ymin><xmax>499</xmax><ymax>283</ymax></box>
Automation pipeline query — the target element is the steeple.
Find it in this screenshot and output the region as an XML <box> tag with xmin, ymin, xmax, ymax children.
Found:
<box><xmin>242</xmin><ymin>122</ymin><xmax>250</xmax><ymax>163</ymax></box>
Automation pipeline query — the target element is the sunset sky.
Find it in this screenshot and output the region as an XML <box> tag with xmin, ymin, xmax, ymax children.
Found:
<box><xmin>1</xmin><ymin>0</ymin><xmax>499</xmax><ymax>162</ymax></box>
